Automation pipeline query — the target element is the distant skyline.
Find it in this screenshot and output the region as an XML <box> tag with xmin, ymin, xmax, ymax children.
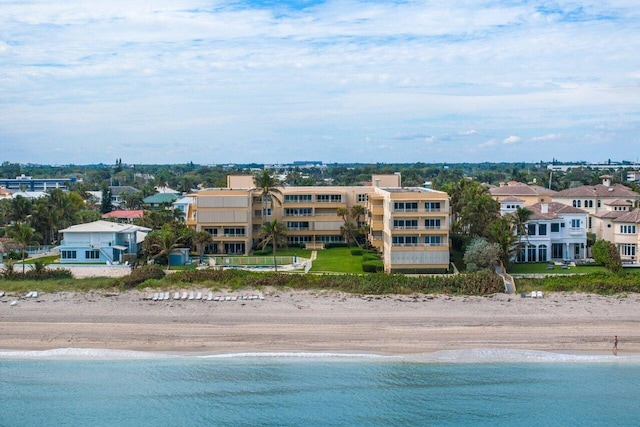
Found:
<box><xmin>1</xmin><ymin>1</ymin><xmax>639</xmax><ymax>165</ymax></box>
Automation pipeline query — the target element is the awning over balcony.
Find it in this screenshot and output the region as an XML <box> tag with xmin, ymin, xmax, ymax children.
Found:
<box><xmin>112</xmin><ymin>245</ymin><xmax>128</xmax><ymax>251</ymax></box>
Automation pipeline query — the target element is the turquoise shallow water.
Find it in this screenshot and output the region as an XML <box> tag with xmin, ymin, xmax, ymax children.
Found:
<box><xmin>1</xmin><ymin>349</ymin><xmax>639</xmax><ymax>426</ymax></box>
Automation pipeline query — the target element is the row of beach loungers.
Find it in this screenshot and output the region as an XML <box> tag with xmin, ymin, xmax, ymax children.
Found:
<box><xmin>146</xmin><ymin>292</ymin><xmax>264</xmax><ymax>302</ymax></box>
<box><xmin>521</xmin><ymin>290</ymin><xmax>544</xmax><ymax>299</ymax></box>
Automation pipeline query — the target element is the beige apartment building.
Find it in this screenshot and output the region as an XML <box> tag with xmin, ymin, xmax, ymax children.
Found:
<box><xmin>185</xmin><ymin>174</ymin><xmax>450</xmax><ymax>273</ymax></box>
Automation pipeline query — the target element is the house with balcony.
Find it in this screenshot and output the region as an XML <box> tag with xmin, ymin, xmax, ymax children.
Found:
<box><xmin>56</xmin><ymin>220</ymin><xmax>150</xmax><ymax>264</ymax></box>
<box><xmin>185</xmin><ymin>173</ymin><xmax>450</xmax><ymax>273</ymax></box>
<box><xmin>500</xmin><ymin>201</ymin><xmax>588</xmax><ymax>263</ymax></box>
<box><xmin>552</xmin><ymin>175</ymin><xmax>640</xmax><ymax>233</ymax></box>
<box><xmin>593</xmin><ymin>202</ymin><xmax>640</xmax><ymax>263</ymax></box>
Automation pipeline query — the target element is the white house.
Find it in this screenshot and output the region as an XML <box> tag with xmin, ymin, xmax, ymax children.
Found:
<box><xmin>500</xmin><ymin>201</ymin><xmax>588</xmax><ymax>263</ymax></box>
<box><xmin>57</xmin><ymin>220</ymin><xmax>150</xmax><ymax>264</ymax></box>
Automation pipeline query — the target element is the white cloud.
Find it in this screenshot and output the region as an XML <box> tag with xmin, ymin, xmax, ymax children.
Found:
<box><xmin>458</xmin><ymin>129</ymin><xmax>477</xmax><ymax>136</ymax></box>
<box><xmin>530</xmin><ymin>134</ymin><xmax>560</xmax><ymax>142</ymax></box>
<box><xmin>503</xmin><ymin>135</ymin><xmax>521</xmax><ymax>144</ymax></box>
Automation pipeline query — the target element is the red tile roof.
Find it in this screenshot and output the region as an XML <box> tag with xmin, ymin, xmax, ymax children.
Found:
<box><xmin>102</xmin><ymin>210</ymin><xmax>145</xmax><ymax>220</ymax></box>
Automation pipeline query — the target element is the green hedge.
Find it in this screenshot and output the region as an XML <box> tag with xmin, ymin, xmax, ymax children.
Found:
<box><xmin>362</xmin><ymin>260</ymin><xmax>384</xmax><ymax>272</ymax></box>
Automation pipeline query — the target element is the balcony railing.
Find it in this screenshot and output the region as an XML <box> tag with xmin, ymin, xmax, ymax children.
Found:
<box><xmin>392</xmin><ymin>242</ymin><xmax>446</xmax><ymax>247</ymax></box>
<box><xmin>392</xmin><ymin>225</ymin><xmax>442</xmax><ymax>230</ymax></box>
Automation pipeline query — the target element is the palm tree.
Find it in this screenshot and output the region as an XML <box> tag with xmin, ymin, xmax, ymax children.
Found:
<box><xmin>486</xmin><ymin>216</ymin><xmax>517</xmax><ymax>265</ymax></box>
<box><xmin>8</xmin><ymin>221</ymin><xmax>41</xmax><ymax>273</ymax></box>
<box><xmin>510</xmin><ymin>206</ymin><xmax>534</xmax><ymax>260</ymax></box>
<box><xmin>258</xmin><ymin>219</ymin><xmax>287</xmax><ymax>272</ymax></box>
<box><xmin>150</xmin><ymin>229</ymin><xmax>183</xmax><ymax>270</ymax></box>
<box><xmin>193</xmin><ymin>230</ymin><xmax>212</xmax><ymax>263</ymax></box>
<box><xmin>253</xmin><ymin>170</ymin><xmax>283</xmax><ymax>222</ymax></box>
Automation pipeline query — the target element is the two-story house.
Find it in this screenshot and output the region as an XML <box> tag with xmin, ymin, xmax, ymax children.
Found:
<box><xmin>57</xmin><ymin>220</ymin><xmax>150</xmax><ymax>264</ymax></box>
<box><xmin>500</xmin><ymin>200</ymin><xmax>588</xmax><ymax>262</ymax></box>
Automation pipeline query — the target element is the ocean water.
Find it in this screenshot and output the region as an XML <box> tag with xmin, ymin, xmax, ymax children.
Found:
<box><xmin>1</xmin><ymin>349</ymin><xmax>639</xmax><ymax>427</ymax></box>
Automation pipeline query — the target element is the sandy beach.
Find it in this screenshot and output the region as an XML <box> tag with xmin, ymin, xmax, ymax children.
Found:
<box><xmin>1</xmin><ymin>287</ymin><xmax>638</xmax><ymax>355</ymax></box>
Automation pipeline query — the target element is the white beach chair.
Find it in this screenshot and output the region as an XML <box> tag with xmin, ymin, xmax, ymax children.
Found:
<box><xmin>152</xmin><ymin>293</ymin><xmax>159</xmax><ymax>301</ymax></box>
<box><xmin>174</xmin><ymin>292</ymin><xmax>180</xmax><ymax>300</ymax></box>
<box><xmin>259</xmin><ymin>293</ymin><xmax>264</xmax><ymax>300</ymax></box>
<box><xmin>207</xmin><ymin>293</ymin><xmax>213</xmax><ymax>301</ymax></box>
<box><xmin>536</xmin><ymin>291</ymin><xmax>543</xmax><ymax>299</ymax></box>
<box><xmin>530</xmin><ymin>291</ymin><xmax>537</xmax><ymax>299</ymax></box>
<box><xmin>188</xmin><ymin>292</ymin><xmax>195</xmax><ymax>300</ymax></box>
<box><xmin>213</xmin><ymin>296</ymin><xmax>220</xmax><ymax>301</ymax></box>
<box><xmin>225</xmin><ymin>296</ymin><xmax>231</xmax><ymax>301</ymax></box>
<box><xmin>32</xmin><ymin>291</ymin><xmax>38</xmax><ymax>298</ymax></box>
<box><xmin>164</xmin><ymin>292</ymin><xmax>170</xmax><ymax>300</ymax></box>
<box><xmin>196</xmin><ymin>292</ymin><xmax>202</xmax><ymax>300</ymax></box>
<box><xmin>25</xmin><ymin>291</ymin><xmax>33</xmax><ymax>298</ymax></box>
<box><xmin>181</xmin><ymin>292</ymin><xmax>188</xmax><ymax>300</ymax></box>
<box><xmin>231</xmin><ymin>296</ymin><xmax>237</xmax><ymax>301</ymax></box>
<box><xmin>0</xmin><ymin>291</ymin><xmax>5</xmax><ymax>297</ymax></box>
<box><xmin>10</xmin><ymin>300</ymin><xmax>18</xmax><ymax>306</ymax></box>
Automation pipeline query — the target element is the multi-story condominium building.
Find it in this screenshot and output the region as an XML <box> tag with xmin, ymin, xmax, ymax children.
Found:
<box><xmin>185</xmin><ymin>174</ymin><xmax>450</xmax><ymax>273</ymax></box>
<box><xmin>499</xmin><ymin>200</ymin><xmax>588</xmax><ymax>262</ymax></box>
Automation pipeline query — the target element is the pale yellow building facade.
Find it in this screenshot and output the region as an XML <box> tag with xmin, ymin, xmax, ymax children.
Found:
<box><xmin>186</xmin><ymin>174</ymin><xmax>450</xmax><ymax>272</ymax></box>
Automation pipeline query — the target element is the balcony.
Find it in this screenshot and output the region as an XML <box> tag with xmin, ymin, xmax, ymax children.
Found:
<box><xmin>569</xmin><ymin>227</ymin><xmax>584</xmax><ymax>235</ymax></box>
<box><xmin>392</xmin><ymin>225</ymin><xmax>442</xmax><ymax>230</ymax></box>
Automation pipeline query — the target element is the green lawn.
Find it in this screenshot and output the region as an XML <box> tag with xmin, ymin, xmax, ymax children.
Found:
<box><xmin>310</xmin><ymin>247</ymin><xmax>366</xmax><ymax>273</ymax></box>
<box><xmin>507</xmin><ymin>262</ymin><xmax>608</xmax><ymax>275</ymax></box>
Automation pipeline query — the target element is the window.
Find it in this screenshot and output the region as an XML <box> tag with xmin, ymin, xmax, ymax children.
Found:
<box><xmin>551</xmin><ymin>223</ymin><xmax>560</xmax><ymax>233</ymax></box>
<box><xmin>393</xmin><ymin>219</ymin><xmax>418</xmax><ymax>229</ymax></box>
<box><xmin>552</xmin><ymin>243</ymin><xmax>564</xmax><ymax>259</ymax></box>
<box><xmin>425</xmin><ymin>219</ymin><xmax>441</xmax><ymax>229</ymax></box>
<box><xmin>288</xmin><ymin>236</ymin><xmax>311</xmax><ymax>244</ymax></box>
<box><xmin>285</xmin><ymin>208</ymin><xmax>312</xmax><ymax>217</ymax></box>
<box><xmin>357</xmin><ymin>194</ymin><xmax>368</xmax><ymax>203</ymax></box>
<box><xmin>286</xmin><ymin>221</ymin><xmax>309</xmax><ymax>230</ymax></box>
<box><xmin>620</xmin><ymin>225</ymin><xmax>637</xmax><ymax>234</ymax></box>
<box><xmin>527</xmin><ymin>245</ymin><xmax>536</xmax><ymax>262</ymax></box>
<box><xmin>619</xmin><ymin>244</ymin><xmax>636</xmax><ymax>257</ymax></box>
<box><xmin>571</xmin><ymin>219</ymin><xmax>581</xmax><ymax>228</ymax></box>
<box><xmin>85</xmin><ymin>250</ymin><xmax>100</xmax><ymax>259</ymax></box>
<box><xmin>424</xmin><ymin>236</ymin><xmax>442</xmax><ymax>246</ymax></box>
<box><xmin>425</xmin><ymin>202</ymin><xmax>441</xmax><ymax>212</ymax></box>
<box><xmin>393</xmin><ymin>202</ymin><xmax>418</xmax><ymax>212</ymax></box>
<box><xmin>316</xmin><ymin>194</ymin><xmax>342</xmax><ymax>203</ymax></box>
<box><xmin>284</xmin><ymin>194</ymin><xmax>312</xmax><ymax>203</ymax></box>
<box><xmin>572</xmin><ymin>200</ymin><xmax>581</xmax><ymax>207</ymax></box>
<box><xmin>538</xmin><ymin>224</ymin><xmax>547</xmax><ymax>236</ymax></box>
<box><xmin>527</xmin><ymin>224</ymin><xmax>536</xmax><ymax>236</ymax></box>
<box><xmin>204</xmin><ymin>228</ymin><xmax>218</xmax><ymax>236</ymax></box>
<box><xmin>538</xmin><ymin>245</ymin><xmax>548</xmax><ymax>262</ymax></box>
<box><xmin>588</xmin><ymin>217</ymin><xmax>592</xmax><ymax>229</ymax></box>
<box><xmin>61</xmin><ymin>250</ymin><xmax>77</xmax><ymax>259</ymax></box>
<box><xmin>392</xmin><ymin>236</ymin><xmax>418</xmax><ymax>245</ymax></box>
<box><xmin>316</xmin><ymin>235</ymin><xmax>342</xmax><ymax>243</ymax></box>
<box><xmin>223</xmin><ymin>228</ymin><xmax>245</xmax><ymax>236</ymax></box>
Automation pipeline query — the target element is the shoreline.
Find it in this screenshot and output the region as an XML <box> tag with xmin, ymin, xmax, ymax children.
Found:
<box><xmin>1</xmin><ymin>290</ymin><xmax>638</xmax><ymax>355</ymax></box>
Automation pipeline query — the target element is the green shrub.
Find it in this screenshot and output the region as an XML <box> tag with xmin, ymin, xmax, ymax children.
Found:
<box><xmin>362</xmin><ymin>253</ymin><xmax>381</xmax><ymax>261</ymax></box>
<box><xmin>117</xmin><ymin>265</ymin><xmax>166</xmax><ymax>289</ymax></box>
<box><xmin>325</xmin><ymin>242</ymin><xmax>348</xmax><ymax>249</ymax></box>
<box><xmin>362</xmin><ymin>260</ymin><xmax>384</xmax><ymax>272</ymax></box>
<box><xmin>350</xmin><ymin>249</ymin><xmax>364</xmax><ymax>256</ymax></box>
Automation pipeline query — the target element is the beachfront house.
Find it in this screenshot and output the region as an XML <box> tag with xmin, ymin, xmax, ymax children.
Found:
<box><xmin>500</xmin><ymin>200</ymin><xmax>588</xmax><ymax>263</ymax></box>
<box><xmin>56</xmin><ymin>220</ymin><xmax>150</xmax><ymax>264</ymax></box>
<box><xmin>593</xmin><ymin>207</ymin><xmax>640</xmax><ymax>264</ymax></box>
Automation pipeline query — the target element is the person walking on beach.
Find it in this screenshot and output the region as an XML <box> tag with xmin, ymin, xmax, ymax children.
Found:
<box><xmin>613</xmin><ymin>335</ymin><xmax>618</xmax><ymax>354</ymax></box>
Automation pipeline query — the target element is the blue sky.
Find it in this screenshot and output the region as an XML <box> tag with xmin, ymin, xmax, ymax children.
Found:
<box><xmin>1</xmin><ymin>0</ymin><xmax>639</xmax><ymax>165</ymax></box>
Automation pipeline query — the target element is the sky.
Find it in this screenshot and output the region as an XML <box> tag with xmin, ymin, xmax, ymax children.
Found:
<box><xmin>1</xmin><ymin>0</ymin><xmax>639</xmax><ymax>165</ymax></box>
